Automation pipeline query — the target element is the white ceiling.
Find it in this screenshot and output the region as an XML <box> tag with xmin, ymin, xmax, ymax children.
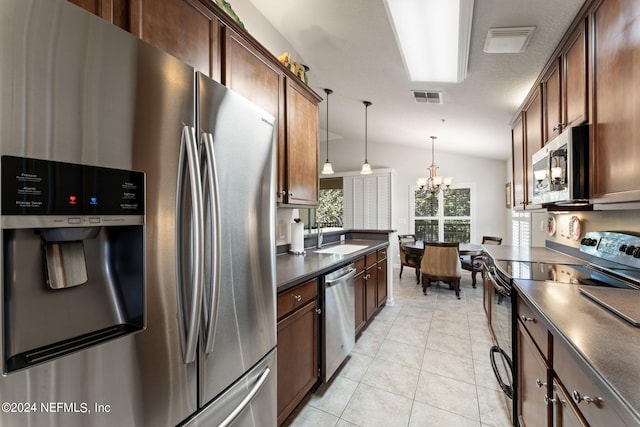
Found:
<box><xmin>249</xmin><ymin>0</ymin><xmax>586</xmax><ymax>161</ymax></box>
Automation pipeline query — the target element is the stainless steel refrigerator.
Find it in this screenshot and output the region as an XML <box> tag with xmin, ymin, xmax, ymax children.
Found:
<box><xmin>0</xmin><ymin>0</ymin><xmax>277</xmax><ymax>426</ymax></box>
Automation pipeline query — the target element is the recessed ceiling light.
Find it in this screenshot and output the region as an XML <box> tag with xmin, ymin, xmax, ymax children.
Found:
<box><xmin>384</xmin><ymin>0</ymin><xmax>474</xmax><ymax>83</ymax></box>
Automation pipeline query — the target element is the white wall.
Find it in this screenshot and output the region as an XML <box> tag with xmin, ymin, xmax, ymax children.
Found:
<box><xmin>321</xmin><ymin>137</ymin><xmax>510</xmax><ymax>266</ymax></box>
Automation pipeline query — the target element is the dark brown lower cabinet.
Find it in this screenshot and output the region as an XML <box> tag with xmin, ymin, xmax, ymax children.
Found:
<box><xmin>376</xmin><ymin>249</ymin><xmax>387</xmax><ymax>306</ymax></box>
<box><xmin>517</xmin><ymin>321</ymin><xmax>551</xmax><ymax>427</ymax></box>
<box><xmin>552</xmin><ymin>380</ymin><xmax>588</xmax><ymax>427</ymax></box>
<box><xmin>277</xmin><ymin>282</ymin><xmax>318</xmax><ymax>425</ymax></box>
<box><xmin>354</xmin><ymin>268</ymin><xmax>366</xmax><ymax>335</ymax></box>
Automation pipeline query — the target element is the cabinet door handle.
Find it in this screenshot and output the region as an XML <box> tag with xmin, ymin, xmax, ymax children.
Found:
<box><xmin>293</xmin><ymin>295</ymin><xmax>302</xmax><ymax>302</ymax></box>
<box><xmin>536</xmin><ymin>378</ymin><xmax>546</xmax><ymax>388</ymax></box>
<box><xmin>378</xmin><ymin>266</ymin><xmax>382</xmax><ymax>270</ymax></box>
<box><xmin>544</xmin><ymin>395</ymin><xmax>558</xmax><ymax>406</ymax></box>
<box><xmin>520</xmin><ymin>315</ymin><xmax>534</xmax><ymax>322</ymax></box>
<box><xmin>278</xmin><ymin>191</ymin><xmax>286</xmax><ymax>197</ymax></box>
<box><xmin>572</xmin><ymin>390</ymin><xmax>602</xmax><ymax>405</ymax></box>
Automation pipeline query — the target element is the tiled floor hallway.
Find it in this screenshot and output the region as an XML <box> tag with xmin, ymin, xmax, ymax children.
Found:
<box><xmin>284</xmin><ymin>266</ymin><xmax>513</xmax><ymax>427</ymax></box>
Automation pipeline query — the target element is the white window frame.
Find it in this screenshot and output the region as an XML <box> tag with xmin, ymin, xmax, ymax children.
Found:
<box><xmin>409</xmin><ymin>183</ymin><xmax>476</xmax><ymax>242</ymax></box>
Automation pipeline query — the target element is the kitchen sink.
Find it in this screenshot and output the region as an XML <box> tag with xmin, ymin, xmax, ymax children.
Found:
<box><xmin>314</xmin><ymin>244</ymin><xmax>368</xmax><ymax>255</ymax></box>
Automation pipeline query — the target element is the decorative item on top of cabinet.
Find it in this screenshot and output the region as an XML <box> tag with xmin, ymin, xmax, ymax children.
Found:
<box><xmin>216</xmin><ymin>0</ymin><xmax>244</xmax><ymax>29</ymax></box>
<box><xmin>591</xmin><ymin>0</ymin><xmax>640</xmax><ymax>204</ymax></box>
<box><xmin>276</xmin><ymin>278</ymin><xmax>319</xmax><ymax>425</ymax></box>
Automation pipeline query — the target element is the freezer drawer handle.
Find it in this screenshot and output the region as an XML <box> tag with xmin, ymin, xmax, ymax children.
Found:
<box><xmin>219</xmin><ymin>367</ymin><xmax>271</xmax><ymax>427</ymax></box>
<box><xmin>176</xmin><ymin>126</ymin><xmax>205</xmax><ymax>364</ymax></box>
<box><xmin>202</xmin><ymin>132</ymin><xmax>222</xmax><ymax>354</ymax></box>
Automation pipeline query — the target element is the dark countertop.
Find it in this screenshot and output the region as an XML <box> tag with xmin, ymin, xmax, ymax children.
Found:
<box><xmin>483</xmin><ymin>245</ymin><xmax>584</xmax><ymax>264</ymax></box>
<box><xmin>276</xmin><ymin>239</ymin><xmax>389</xmax><ymax>292</ymax></box>
<box><xmin>514</xmin><ymin>279</ymin><xmax>640</xmax><ymax>425</ymax></box>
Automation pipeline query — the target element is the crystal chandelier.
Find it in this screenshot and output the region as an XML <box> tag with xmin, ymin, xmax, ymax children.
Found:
<box><xmin>416</xmin><ymin>136</ymin><xmax>452</xmax><ymax>195</ymax></box>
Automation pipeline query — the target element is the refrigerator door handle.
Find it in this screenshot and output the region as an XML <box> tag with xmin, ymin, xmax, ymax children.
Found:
<box><xmin>202</xmin><ymin>132</ymin><xmax>222</xmax><ymax>354</ymax></box>
<box><xmin>219</xmin><ymin>367</ymin><xmax>271</xmax><ymax>427</ymax></box>
<box><xmin>176</xmin><ymin>125</ymin><xmax>205</xmax><ymax>364</ymax></box>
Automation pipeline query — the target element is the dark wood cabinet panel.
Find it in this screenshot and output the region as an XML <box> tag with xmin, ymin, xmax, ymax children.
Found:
<box><xmin>524</xmin><ymin>87</ymin><xmax>543</xmax><ymax>207</ymax></box>
<box><xmin>277</xmin><ymin>298</ymin><xmax>318</xmax><ymax>425</ymax></box>
<box><xmin>512</xmin><ymin>114</ymin><xmax>526</xmax><ymax>209</ymax></box>
<box><xmin>543</xmin><ymin>59</ymin><xmax>562</xmax><ymax>143</ymax></box>
<box><xmin>552</xmin><ymin>380</ymin><xmax>588</xmax><ymax>427</ymax></box>
<box><xmin>67</xmin><ymin>0</ymin><xmax>129</xmax><ymax>28</ymax></box>
<box><xmin>285</xmin><ymin>79</ymin><xmax>320</xmax><ymax>206</ymax></box>
<box><xmin>376</xmin><ymin>255</ymin><xmax>387</xmax><ymax>307</ymax></box>
<box><xmin>517</xmin><ymin>322</ymin><xmax>551</xmax><ymax>427</ymax></box>
<box><xmin>354</xmin><ymin>271</ymin><xmax>366</xmax><ymax>335</ymax></box>
<box><xmin>365</xmin><ymin>265</ymin><xmax>378</xmax><ymax>320</ymax></box>
<box><xmin>591</xmin><ymin>0</ymin><xmax>640</xmax><ymax>202</ymax></box>
<box><xmin>129</xmin><ymin>0</ymin><xmax>221</xmax><ymax>80</ymax></box>
<box><xmin>564</xmin><ymin>19</ymin><xmax>588</xmax><ymax>128</ymax></box>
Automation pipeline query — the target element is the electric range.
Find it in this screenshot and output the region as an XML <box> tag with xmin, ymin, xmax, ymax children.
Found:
<box><xmin>486</xmin><ymin>231</ymin><xmax>640</xmax><ymax>426</ymax></box>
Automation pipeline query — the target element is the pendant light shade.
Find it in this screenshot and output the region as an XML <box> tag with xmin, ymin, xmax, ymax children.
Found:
<box><xmin>361</xmin><ymin>101</ymin><xmax>372</xmax><ymax>175</ymax></box>
<box><xmin>321</xmin><ymin>88</ymin><xmax>334</xmax><ymax>175</ymax></box>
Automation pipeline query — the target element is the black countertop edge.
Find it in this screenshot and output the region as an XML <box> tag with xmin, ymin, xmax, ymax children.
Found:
<box><xmin>276</xmin><ymin>229</ymin><xmax>395</xmax><ymax>255</ymax></box>
<box><xmin>513</xmin><ymin>279</ymin><xmax>640</xmax><ymax>426</ymax></box>
<box><xmin>276</xmin><ymin>239</ymin><xmax>389</xmax><ymax>293</ymax></box>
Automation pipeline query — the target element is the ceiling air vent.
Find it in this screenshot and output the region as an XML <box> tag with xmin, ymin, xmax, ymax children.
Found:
<box><xmin>412</xmin><ymin>90</ymin><xmax>443</xmax><ymax>104</ymax></box>
<box><xmin>484</xmin><ymin>26</ymin><xmax>536</xmax><ymax>53</ymax></box>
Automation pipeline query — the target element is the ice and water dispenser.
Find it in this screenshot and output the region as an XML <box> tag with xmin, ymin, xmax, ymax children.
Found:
<box><xmin>1</xmin><ymin>155</ymin><xmax>145</xmax><ymax>373</ymax></box>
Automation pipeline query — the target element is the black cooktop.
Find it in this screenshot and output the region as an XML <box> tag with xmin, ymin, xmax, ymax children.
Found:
<box><xmin>495</xmin><ymin>260</ymin><xmax>640</xmax><ymax>289</ymax></box>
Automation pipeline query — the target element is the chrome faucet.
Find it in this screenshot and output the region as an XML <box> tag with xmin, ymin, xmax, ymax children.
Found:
<box><xmin>317</xmin><ymin>222</ymin><xmax>324</xmax><ymax>248</ymax></box>
<box><xmin>316</xmin><ymin>214</ymin><xmax>342</xmax><ymax>249</ymax></box>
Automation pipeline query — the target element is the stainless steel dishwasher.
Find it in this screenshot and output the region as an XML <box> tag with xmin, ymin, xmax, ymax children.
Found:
<box><xmin>323</xmin><ymin>264</ymin><xmax>356</xmax><ymax>381</ymax></box>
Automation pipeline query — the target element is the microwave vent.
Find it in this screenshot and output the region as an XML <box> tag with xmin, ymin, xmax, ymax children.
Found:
<box><xmin>412</xmin><ymin>90</ymin><xmax>443</xmax><ymax>104</ymax></box>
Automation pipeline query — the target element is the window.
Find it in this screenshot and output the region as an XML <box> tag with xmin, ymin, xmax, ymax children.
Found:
<box><xmin>317</xmin><ymin>177</ymin><xmax>344</xmax><ymax>227</ymax></box>
<box><xmin>411</xmin><ymin>186</ymin><xmax>473</xmax><ymax>242</ymax></box>
<box><xmin>511</xmin><ymin>211</ymin><xmax>531</xmax><ymax>246</ymax></box>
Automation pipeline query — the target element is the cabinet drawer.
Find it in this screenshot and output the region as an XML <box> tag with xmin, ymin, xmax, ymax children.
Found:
<box><xmin>554</xmin><ymin>337</ymin><xmax>627</xmax><ymax>427</ymax></box>
<box><xmin>517</xmin><ymin>297</ymin><xmax>550</xmax><ymax>360</ymax></box>
<box><xmin>377</xmin><ymin>248</ymin><xmax>387</xmax><ymax>261</ymax></box>
<box><xmin>365</xmin><ymin>252</ymin><xmax>377</xmax><ymax>268</ymax></box>
<box><xmin>354</xmin><ymin>256</ymin><xmax>365</xmax><ymax>274</ymax></box>
<box><xmin>277</xmin><ymin>279</ymin><xmax>317</xmax><ymax>320</ymax></box>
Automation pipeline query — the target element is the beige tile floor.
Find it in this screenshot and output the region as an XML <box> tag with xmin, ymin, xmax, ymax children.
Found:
<box><xmin>284</xmin><ymin>267</ymin><xmax>513</xmax><ymax>427</ymax></box>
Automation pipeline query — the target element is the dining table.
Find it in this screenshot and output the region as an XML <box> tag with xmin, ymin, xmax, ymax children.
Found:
<box><xmin>401</xmin><ymin>241</ymin><xmax>484</xmax><ymax>257</ymax></box>
<box><xmin>400</xmin><ymin>241</ymin><xmax>485</xmax><ymax>287</ymax></box>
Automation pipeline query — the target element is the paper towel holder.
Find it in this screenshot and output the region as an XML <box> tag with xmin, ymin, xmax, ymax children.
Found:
<box><xmin>289</xmin><ymin>218</ymin><xmax>306</xmax><ymax>256</ymax></box>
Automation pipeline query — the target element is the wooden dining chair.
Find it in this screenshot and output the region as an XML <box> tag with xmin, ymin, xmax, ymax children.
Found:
<box><xmin>461</xmin><ymin>236</ymin><xmax>502</xmax><ymax>287</ymax></box>
<box><xmin>398</xmin><ymin>234</ymin><xmax>421</xmax><ymax>281</ymax></box>
<box><xmin>421</xmin><ymin>242</ymin><xmax>462</xmax><ymax>299</ymax></box>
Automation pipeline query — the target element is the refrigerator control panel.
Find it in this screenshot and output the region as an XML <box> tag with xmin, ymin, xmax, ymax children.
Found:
<box><xmin>1</xmin><ymin>155</ymin><xmax>144</xmax><ymax>216</ymax></box>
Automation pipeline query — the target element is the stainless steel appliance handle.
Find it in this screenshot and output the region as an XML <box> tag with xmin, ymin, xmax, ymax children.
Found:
<box><xmin>487</xmin><ymin>271</ymin><xmax>510</xmax><ymax>298</ymax></box>
<box><xmin>176</xmin><ymin>126</ymin><xmax>205</xmax><ymax>364</ymax></box>
<box><xmin>219</xmin><ymin>367</ymin><xmax>271</xmax><ymax>427</ymax></box>
<box><xmin>325</xmin><ymin>268</ymin><xmax>356</xmax><ymax>287</ymax></box>
<box><xmin>202</xmin><ymin>132</ymin><xmax>222</xmax><ymax>354</ymax></box>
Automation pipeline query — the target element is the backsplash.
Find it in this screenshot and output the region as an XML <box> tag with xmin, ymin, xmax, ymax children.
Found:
<box><xmin>544</xmin><ymin>210</ymin><xmax>640</xmax><ymax>249</ymax></box>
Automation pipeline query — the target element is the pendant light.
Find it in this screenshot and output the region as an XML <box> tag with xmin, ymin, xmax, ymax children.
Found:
<box><xmin>360</xmin><ymin>100</ymin><xmax>372</xmax><ymax>175</ymax></box>
<box><xmin>321</xmin><ymin>88</ymin><xmax>334</xmax><ymax>175</ymax></box>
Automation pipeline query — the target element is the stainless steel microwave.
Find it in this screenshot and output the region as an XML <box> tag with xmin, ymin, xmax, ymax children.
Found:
<box><xmin>532</xmin><ymin>125</ymin><xmax>589</xmax><ymax>206</ymax></box>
